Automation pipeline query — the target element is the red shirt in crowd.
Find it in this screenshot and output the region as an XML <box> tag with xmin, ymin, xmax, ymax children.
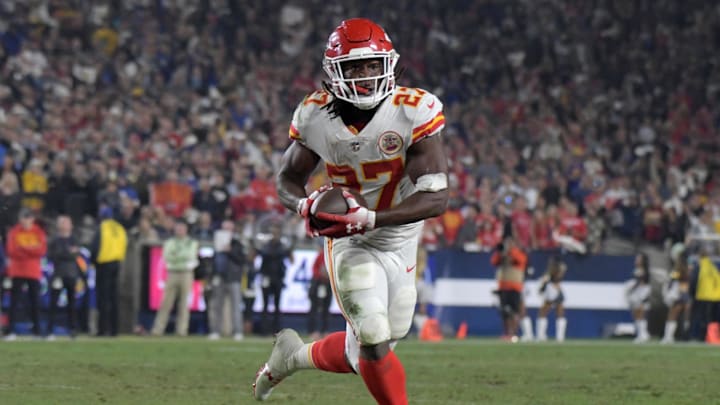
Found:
<box><xmin>150</xmin><ymin>181</ymin><xmax>193</xmax><ymax>218</ymax></box>
<box><xmin>440</xmin><ymin>208</ymin><xmax>463</xmax><ymax>246</ymax></box>
<box><xmin>476</xmin><ymin>213</ymin><xmax>502</xmax><ymax>250</ymax></box>
<box><xmin>557</xmin><ymin>214</ymin><xmax>588</xmax><ymax>241</ymax></box>
<box><xmin>6</xmin><ymin>222</ymin><xmax>47</xmax><ymax>280</ymax></box>
<box><xmin>421</xmin><ymin>217</ymin><xmax>444</xmax><ymax>249</ymax></box>
<box><xmin>532</xmin><ymin>213</ymin><xmax>557</xmax><ymax>250</ymax></box>
<box><xmin>642</xmin><ymin>205</ymin><xmax>665</xmax><ymax>243</ymax></box>
<box><xmin>511</xmin><ymin>209</ymin><xmax>533</xmax><ymax>249</ymax></box>
<box><xmin>249</xmin><ymin>178</ymin><xmax>283</xmax><ymax>213</ymax></box>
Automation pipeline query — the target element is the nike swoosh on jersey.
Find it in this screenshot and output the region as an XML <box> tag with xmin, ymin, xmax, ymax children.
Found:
<box><xmin>406</xmin><ymin>264</ymin><xmax>416</xmax><ymax>273</ymax></box>
<box><xmin>427</xmin><ymin>101</ymin><xmax>435</xmax><ymax>109</ymax></box>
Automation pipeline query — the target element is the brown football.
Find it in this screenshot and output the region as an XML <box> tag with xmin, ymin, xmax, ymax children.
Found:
<box><xmin>310</xmin><ymin>187</ymin><xmax>367</xmax><ymax>230</ymax></box>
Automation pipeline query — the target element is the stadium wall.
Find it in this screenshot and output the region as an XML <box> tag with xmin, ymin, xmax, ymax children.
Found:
<box><xmin>428</xmin><ymin>251</ymin><xmax>637</xmax><ymax>338</ymax></box>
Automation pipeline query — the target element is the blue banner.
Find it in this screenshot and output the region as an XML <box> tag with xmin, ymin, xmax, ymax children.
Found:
<box><xmin>428</xmin><ymin>250</ymin><xmax>636</xmax><ymax>338</ymax></box>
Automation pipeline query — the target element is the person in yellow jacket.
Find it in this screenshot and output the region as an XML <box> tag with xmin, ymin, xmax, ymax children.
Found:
<box><xmin>90</xmin><ymin>207</ymin><xmax>128</xmax><ymax>337</ymax></box>
<box><xmin>689</xmin><ymin>251</ymin><xmax>720</xmax><ymax>341</ymax></box>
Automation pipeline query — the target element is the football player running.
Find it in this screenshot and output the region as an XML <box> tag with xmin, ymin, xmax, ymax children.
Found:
<box><xmin>252</xmin><ymin>18</ymin><xmax>449</xmax><ymax>405</ymax></box>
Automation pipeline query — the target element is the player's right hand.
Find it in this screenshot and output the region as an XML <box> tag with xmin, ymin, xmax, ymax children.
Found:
<box><xmin>297</xmin><ymin>185</ymin><xmax>333</xmax><ymax>237</ymax></box>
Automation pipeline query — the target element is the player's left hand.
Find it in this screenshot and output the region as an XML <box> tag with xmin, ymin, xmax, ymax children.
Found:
<box><xmin>315</xmin><ymin>190</ymin><xmax>376</xmax><ymax>238</ymax></box>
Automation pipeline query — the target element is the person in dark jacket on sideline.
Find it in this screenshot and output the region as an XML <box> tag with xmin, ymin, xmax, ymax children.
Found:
<box><xmin>47</xmin><ymin>215</ymin><xmax>83</xmax><ymax>339</ymax></box>
<box><xmin>208</xmin><ymin>220</ymin><xmax>250</xmax><ymax>340</ymax></box>
<box><xmin>257</xmin><ymin>224</ymin><xmax>293</xmax><ymax>334</ymax></box>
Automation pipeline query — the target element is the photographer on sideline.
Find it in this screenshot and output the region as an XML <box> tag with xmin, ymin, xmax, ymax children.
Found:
<box><xmin>208</xmin><ymin>220</ymin><xmax>248</xmax><ymax>341</ymax></box>
<box><xmin>490</xmin><ymin>236</ymin><xmax>529</xmax><ymax>341</ymax></box>
<box><xmin>257</xmin><ymin>224</ymin><xmax>293</xmax><ymax>335</ymax></box>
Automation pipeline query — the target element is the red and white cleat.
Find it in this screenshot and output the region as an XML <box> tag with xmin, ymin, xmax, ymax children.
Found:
<box><xmin>252</xmin><ymin>329</ymin><xmax>304</xmax><ymax>401</ymax></box>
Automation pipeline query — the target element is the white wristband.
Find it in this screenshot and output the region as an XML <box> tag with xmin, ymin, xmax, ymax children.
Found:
<box><xmin>367</xmin><ymin>210</ymin><xmax>376</xmax><ymax>231</ymax></box>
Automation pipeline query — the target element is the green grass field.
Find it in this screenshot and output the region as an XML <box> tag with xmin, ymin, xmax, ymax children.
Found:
<box><xmin>0</xmin><ymin>335</ymin><xmax>717</xmax><ymax>405</ymax></box>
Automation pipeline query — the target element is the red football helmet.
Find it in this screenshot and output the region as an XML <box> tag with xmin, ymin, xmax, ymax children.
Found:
<box><xmin>323</xmin><ymin>18</ymin><xmax>399</xmax><ymax>110</ymax></box>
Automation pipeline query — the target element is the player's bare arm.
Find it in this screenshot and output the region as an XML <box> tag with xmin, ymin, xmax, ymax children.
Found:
<box><xmin>373</xmin><ymin>134</ymin><xmax>449</xmax><ymax>228</ymax></box>
<box><xmin>276</xmin><ymin>141</ymin><xmax>321</xmax><ymax>213</ymax></box>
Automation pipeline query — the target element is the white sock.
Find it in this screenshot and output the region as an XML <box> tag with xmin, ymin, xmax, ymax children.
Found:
<box><xmin>636</xmin><ymin>319</ymin><xmax>649</xmax><ymax>338</ymax></box>
<box><xmin>536</xmin><ymin>317</ymin><xmax>548</xmax><ymax>341</ymax></box>
<box><xmin>290</xmin><ymin>343</ymin><xmax>314</xmax><ymax>371</ymax></box>
<box><xmin>663</xmin><ymin>321</ymin><xmax>677</xmax><ymax>341</ymax></box>
<box><xmin>556</xmin><ymin>317</ymin><xmax>567</xmax><ymax>342</ymax></box>
<box><xmin>521</xmin><ymin>316</ymin><xmax>534</xmax><ymax>339</ymax></box>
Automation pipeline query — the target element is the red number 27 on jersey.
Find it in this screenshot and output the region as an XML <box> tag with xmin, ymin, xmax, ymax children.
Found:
<box><xmin>325</xmin><ymin>157</ymin><xmax>404</xmax><ymax>211</ymax></box>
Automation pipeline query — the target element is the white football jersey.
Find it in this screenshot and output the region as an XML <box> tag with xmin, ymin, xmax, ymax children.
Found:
<box><xmin>289</xmin><ymin>86</ymin><xmax>445</xmax><ymax>250</ymax></box>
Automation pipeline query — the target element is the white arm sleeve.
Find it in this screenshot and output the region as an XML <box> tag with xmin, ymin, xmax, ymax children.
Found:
<box><xmin>415</xmin><ymin>173</ymin><xmax>448</xmax><ymax>192</ymax></box>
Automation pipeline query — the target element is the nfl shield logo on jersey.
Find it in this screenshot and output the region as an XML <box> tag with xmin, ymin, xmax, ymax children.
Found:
<box><xmin>350</xmin><ymin>140</ymin><xmax>362</xmax><ymax>152</ymax></box>
<box><xmin>378</xmin><ymin>131</ymin><xmax>403</xmax><ymax>155</ymax></box>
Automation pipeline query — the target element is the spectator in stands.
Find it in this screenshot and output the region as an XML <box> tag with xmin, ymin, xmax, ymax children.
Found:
<box><xmin>420</xmin><ymin>217</ymin><xmax>445</xmax><ymax>251</ymax></box>
<box><xmin>116</xmin><ymin>194</ymin><xmax>140</xmax><ymax>232</ymax></box>
<box><xmin>153</xmin><ymin>208</ymin><xmax>176</xmax><ymax>240</ymax></box>
<box><xmin>583</xmin><ymin>200</ymin><xmax>607</xmax><ymax>255</ymax></box>
<box><xmin>91</xmin><ymin>207</ymin><xmax>128</xmax><ymax>337</ymax></box>
<box><xmin>307</xmin><ymin>246</ymin><xmax>332</xmax><ymax>341</ymax></box>
<box><xmin>625</xmin><ymin>253</ymin><xmax>652</xmax><ymax>343</ymax></box>
<box><xmin>454</xmin><ymin>203</ymin><xmax>481</xmax><ymax>250</ymax></box>
<box><xmin>553</xmin><ymin>202</ymin><xmax>588</xmax><ymax>254</ymax></box>
<box><xmin>192</xmin><ymin>177</ymin><xmax>228</xmax><ymax>224</ymax></box>
<box><xmin>439</xmin><ymin>197</ymin><xmax>464</xmax><ymax>248</ymax></box>
<box><xmin>248</xmin><ymin>165</ymin><xmax>283</xmax><ymax>215</ymax></box>
<box><xmin>47</xmin><ymin>215</ymin><xmax>82</xmax><ymax>339</ymax></box>
<box><xmin>476</xmin><ymin>201</ymin><xmax>503</xmax><ymax>251</ymax></box>
<box><xmin>21</xmin><ymin>158</ymin><xmax>47</xmax><ymax>214</ymax></box>
<box><xmin>612</xmin><ymin>194</ymin><xmax>644</xmax><ymax>244</ymax></box>
<box><xmin>686</xmin><ymin>208</ymin><xmax>720</xmax><ymax>256</ymax></box>
<box><xmin>208</xmin><ymin>220</ymin><xmax>247</xmax><ymax>341</ymax></box>
<box><xmin>531</xmin><ymin>205</ymin><xmax>556</xmax><ymax>251</ymax></box>
<box><xmin>4</xmin><ymin>208</ymin><xmax>47</xmax><ymax>340</ymax></box>
<box><xmin>0</xmin><ymin>171</ymin><xmax>21</xmax><ymax>238</ymax></box>
<box><xmin>510</xmin><ymin>196</ymin><xmax>533</xmax><ymax>251</ymax></box>
<box><xmin>664</xmin><ymin>206</ymin><xmax>689</xmax><ymax>248</ymax></box>
<box><xmin>192</xmin><ymin>211</ymin><xmax>215</xmax><ymax>243</ymax></box>
<box><xmin>0</xmin><ymin>0</ymin><xmax>719</xmax><ymax>344</ymax></box>
<box><xmin>44</xmin><ymin>158</ymin><xmax>69</xmax><ymax>218</ymax></box>
<box><xmin>641</xmin><ymin>191</ymin><xmax>666</xmax><ymax>247</ymax></box>
<box><xmin>256</xmin><ymin>224</ymin><xmax>294</xmax><ymax>334</ymax></box>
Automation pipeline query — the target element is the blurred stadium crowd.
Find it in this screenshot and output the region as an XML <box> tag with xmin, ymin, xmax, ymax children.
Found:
<box><xmin>1</xmin><ymin>0</ymin><xmax>719</xmax><ymax>254</ymax></box>
<box><xmin>0</xmin><ymin>1</ymin><xmax>719</xmax><ymax>271</ymax></box>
